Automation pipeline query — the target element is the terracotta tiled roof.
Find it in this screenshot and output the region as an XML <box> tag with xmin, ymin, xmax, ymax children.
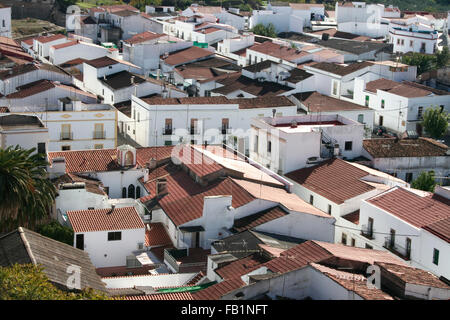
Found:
<box><xmin>248</xmin><ymin>41</ymin><xmax>310</xmax><ymax>62</ymax></box>
<box><xmin>363</xmin><ymin>138</ymin><xmax>448</xmax><ymax>158</ymax></box>
<box><xmin>308</xmin><ymin>61</ymin><xmax>372</xmax><ymax>76</ymax></box>
<box><xmin>85</xmin><ymin>56</ymin><xmax>119</xmax><ymax>68</ymax></box>
<box><xmin>6</xmin><ymin>79</ymin><xmax>56</xmax><ymax>98</ymax></box>
<box><xmin>367</xmin><ymin>187</ymin><xmax>450</xmax><ymax>230</ymax></box>
<box><xmin>365</xmin><ymin>78</ymin><xmax>449</xmax><ymax>97</ymax></box>
<box><xmin>35</xmin><ymin>34</ymin><xmax>67</xmax><ymax>44</ymax></box>
<box><xmin>423</xmin><ymin>216</ymin><xmax>450</xmax><ymax>243</ymax></box>
<box><xmin>67</xmin><ymin>207</ymin><xmax>145</xmax><ymax>233</ymax></box>
<box><xmin>145</xmin><ymin>223</ymin><xmax>173</xmax><ymax>247</ymax></box>
<box><xmin>172</xmin><ymin>145</ymin><xmax>224</xmax><ymax>179</ymax></box>
<box><xmin>48</xmin><ymin>148</ymin><xmax>120</xmax><ymax>173</ymax></box>
<box><xmin>342</xmin><ymin>210</ymin><xmax>360</xmax><ymax>225</ymax></box>
<box><xmin>212</xmin><ymin>75</ymin><xmax>292</xmax><ymax>96</ymax></box>
<box><xmin>193</xmin><ymin>277</ymin><xmax>245</xmax><ymax>300</ymax></box>
<box><xmin>125</xmin><ymin>31</ymin><xmax>165</xmax><ymax>44</ymax></box>
<box><xmin>263</xmin><ymin>241</ymin><xmax>332</xmax><ymax>273</ymax></box>
<box><xmin>52</xmin><ymin>173</ymin><xmax>106</xmax><ymax>196</ymax></box>
<box><xmin>294</xmin><ymin>91</ymin><xmax>369</xmax><ymax>112</ymax></box>
<box><xmin>215</xmin><ymin>253</ymin><xmax>268</xmax><ymax>280</ymax></box>
<box><xmin>376</xmin><ymin>262</ymin><xmax>450</xmax><ymax>289</ymax></box>
<box><xmin>310</xmin><ymin>263</ymin><xmax>394</xmax><ymax>300</ymax></box>
<box><xmin>124</xmin><ymin>292</ymin><xmax>194</xmax><ymax>300</ymax></box>
<box><xmin>0</xmin><ymin>63</ymin><xmax>38</xmax><ymax>80</ymax></box>
<box><xmin>52</xmin><ymin>40</ymin><xmax>78</xmax><ymax>50</ymax></box>
<box><xmin>136</xmin><ymin>146</ymin><xmax>174</xmax><ymax>167</ymax></box>
<box><xmin>0</xmin><ymin>106</ymin><xmax>10</xmax><ymax>113</ymax></box>
<box><xmin>285</xmin><ymin>158</ymin><xmax>375</xmax><ymax>205</ymax></box>
<box><xmin>232</xmin><ymin>206</ymin><xmax>289</xmax><ymax>232</ymax></box>
<box><xmin>162</xmin><ymin>46</ymin><xmax>214</xmax><ymax>66</ymax></box>
<box><xmin>234</xmin><ymin>96</ymin><xmax>296</xmax><ymax>109</ymax></box>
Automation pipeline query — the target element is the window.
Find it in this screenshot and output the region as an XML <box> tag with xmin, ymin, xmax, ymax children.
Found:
<box><xmin>379</xmin><ymin>115</ymin><xmax>384</xmax><ymax>126</ymax></box>
<box><xmin>94</xmin><ymin>123</ymin><xmax>104</xmax><ymax>139</ymax></box>
<box><xmin>418</xmin><ymin>106</ymin><xmax>423</xmax><ymax>119</ymax></box>
<box><xmin>357</xmin><ymin>114</ymin><xmax>364</xmax><ymax>123</ymax></box>
<box><xmin>327</xmin><ymin>204</ymin><xmax>332</xmax><ymax>215</ymax></box>
<box><xmin>205</xmin><ymin>90</ymin><xmax>211</xmax><ymax>97</ymax></box>
<box><xmin>37</xmin><ymin>143</ymin><xmax>46</xmax><ymax>154</ymax></box>
<box><xmin>406</xmin><ymin>238</ymin><xmax>411</xmax><ymax>259</ymax></box>
<box><xmin>332</xmin><ymin>80</ymin><xmax>338</xmax><ymax>96</ymax></box>
<box><xmin>345</xmin><ymin>141</ymin><xmax>353</xmax><ymax>151</ymax></box>
<box><xmin>108</xmin><ymin>231</ymin><xmax>122</xmax><ymax>241</ymax></box>
<box><xmin>136</xmin><ymin>186</ymin><xmax>141</xmax><ymax>199</ymax></box>
<box><xmin>341</xmin><ymin>233</ymin><xmax>347</xmax><ymax>245</ymax></box>
<box><xmin>133</xmin><ymin>110</ymin><xmax>136</xmax><ymax>120</ymax></box>
<box><xmin>62</xmin><ymin>145</ymin><xmax>71</xmax><ymax>151</ymax></box>
<box><xmin>164</xmin><ymin>118</ymin><xmax>172</xmax><ymax>135</ymax></box>
<box><xmin>381</xmin><ymin>99</ymin><xmax>385</xmax><ymax>109</ymax></box>
<box><xmin>365</xmin><ymin>244</ymin><xmax>373</xmax><ymax>249</ymax></box>
<box><xmin>432</xmin><ymin>248</ymin><xmax>439</xmax><ymax>265</ymax></box>
<box><xmin>94</xmin><ymin>144</ymin><xmax>103</xmax><ymax>149</ymax></box>
<box><xmin>75</xmin><ymin>234</ymin><xmax>84</xmax><ymax>250</ymax></box>
<box><xmin>61</xmin><ymin>124</ymin><xmax>71</xmax><ymax>140</ymax></box>
<box><xmin>365</xmin><ymin>95</ymin><xmax>369</xmax><ymax>107</ymax></box>
<box><xmin>351</xmin><ymin>238</ymin><xmax>356</xmax><ymax>247</ymax></box>
<box><xmin>397</xmin><ymin>39</ymin><xmax>400</xmax><ymax>45</ymax></box>
<box><xmin>104</xmin><ymin>187</ymin><xmax>109</xmax><ymax>196</ymax></box>
<box><xmin>122</xmin><ymin>187</ymin><xmax>127</xmax><ymax>198</ymax></box>
<box><xmin>254</xmin><ymin>135</ymin><xmax>259</xmax><ymax>153</ymax></box>
<box><xmin>190</xmin><ymin>118</ymin><xmax>198</xmax><ymax>134</ymax></box>
<box><xmin>309</xmin><ymin>195</ymin><xmax>314</xmax><ymax>205</ymax></box>
<box><xmin>2</xmin><ymin>20</ymin><xmax>5</xmax><ymax>28</ymax></box>
<box><xmin>389</xmin><ymin>229</ymin><xmax>396</xmax><ymax>248</ymax></box>
<box><xmin>267</xmin><ymin>140</ymin><xmax>272</xmax><ymax>153</ymax></box>
<box><xmin>165</xmin><ymin>140</ymin><xmax>172</xmax><ymax>146</ymax></box>
<box><xmin>124</xmin><ymin>151</ymin><xmax>134</xmax><ymax>166</ymax></box>
<box><xmin>137</xmin><ymin>113</ymin><xmax>140</xmax><ymax>122</ymax></box>
<box><xmin>126</xmin><ymin>256</ymin><xmax>142</xmax><ymax>268</ymax></box>
<box><xmin>128</xmin><ymin>184</ymin><xmax>135</xmax><ymax>198</ymax></box>
<box><xmin>405</xmin><ymin>172</ymin><xmax>413</xmax><ymax>183</ymax></box>
<box><xmin>410</xmin><ymin>40</ymin><xmax>413</xmax><ymax>47</ymax></box>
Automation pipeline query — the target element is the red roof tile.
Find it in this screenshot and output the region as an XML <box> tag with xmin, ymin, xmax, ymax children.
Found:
<box><xmin>35</xmin><ymin>34</ymin><xmax>67</xmax><ymax>44</ymax></box>
<box><xmin>172</xmin><ymin>145</ymin><xmax>224</xmax><ymax>179</ymax></box>
<box><xmin>285</xmin><ymin>158</ymin><xmax>374</xmax><ymax>204</ymax></box>
<box><xmin>162</xmin><ymin>46</ymin><xmax>214</xmax><ymax>66</ymax></box>
<box><xmin>67</xmin><ymin>207</ymin><xmax>145</xmax><ymax>233</ymax></box>
<box><xmin>367</xmin><ymin>187</ymin><xmax>450</xmax><ymax>230</ymax></box>
<box><xmin>294</xmin><ymin>91</ymin><xmax>369</xmax><ymax>112</ymax></box>
<box><xmin>52</xmin><ymin>40</ymin><xmax>78</xmax><ymax>50</ymax></box>
<box><xmin>145</xmin><ymin>223</ymin><xmax>173</xmax><ymax>246</ymax></box>
<box><xmin>85</xmin><ymin>56</ymin><xmax>119</xmax><ymax>68</ymax></box>
<box><xmin>248</xmin><ymin>41</ymin><xmax>309</xmax><ymax>62</ymax></box>
<box><xmin>215</xmin><ymin>254</ymin><xmax>268</xmax><ymax>280</ymax></box>
<box><xmin>193</xmin><ymin>277</ymin><xmax>244</xmax><ymax>300</ymax></box>
<box><xmin>423</xmin><ymin>216</ymin><xmax>450</xmax><ymax>243</ymax></box>
<box><xmin>6</xmin><ymin>79</ymin><xmax>56</xmax><ymax>98</ymax></box>
<box><xmin>124</xmin><ymin>31</ymin><xmax>165</xmax><ymax>44</ymax></box>
<box><xmin>124</xmin><ymin>292</ymin><xmax>194</xmax><ymax>300</ymax></box>
<box><xmin>365</xmin><ymin>78</ymin><xmax>449</xmax><ymax>98</ymax></box>
<box><xmin>232</xmin><ymin>206</ymin><xmax>288</xmax><ymax>232</ymax></box>
<box><xmin>48</xmin><ymin>149</ymin><xmax>120</xmax><ymax>173</ymax></box>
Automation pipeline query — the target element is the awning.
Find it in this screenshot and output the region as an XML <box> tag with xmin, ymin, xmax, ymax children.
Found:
<box><xmin>179</xmin><ymin>226</ymin><xmax>205</xmax><ymax>233</ymax></box>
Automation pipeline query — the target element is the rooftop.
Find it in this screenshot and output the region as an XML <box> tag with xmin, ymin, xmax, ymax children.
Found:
<box><xmin>232</xmin><ymin>206</ymin><xmax>289</xmax><ymax>233</ymax></box>
<box><xmin>285</xmin><ymin>158</ymin><xmax>376</xmax><ymax>204</ymax></box>
<box><xmin>0</xmin><ymin>228</ymin><xmax>107</xmax><ymax>293</ymax></box>
<box><xmin>294</xmin><ymin>91</ymin><xmax>369</xmax><ymax>112</ymax></box>
<box><xmin>248</xmin><ymin>41</ymin><xmax>310</xmax><ymax>62</ymax></box>
<box><xmin>162</xmin><ymin>46</ymin><xmax>214</xmax><ymax>66</ymax></box>
<box><xmin>212</xmin><ymin>75</ymin><xmax>292</xmax><ymax>96</ymax></box>
<box><xmin>100</xmin><ymin>70</ymin><xmax>146</xmax><ymax>90</ymax></box>
<box><xmin>35</xmin><ymin>34</ymin><xmax>67</xmax><ymax>44</ymax></box>
<box><xmin>307</xmin><ymin>61</ymin><xmax>373</xmax><ymax>76</ymax></box>
<box><xmin>0</xmin><ymin>114</ymin><xmax>45</xmax><ymax>131</ymax></box>
<box><xmin>366</xmin><ymin>187</ymin><xmax>450</xmax><ymax>230</ymax></box>
<box><xmin>85</xmin><ymin>56</ymin><xmax>119</xmax><ymax>68</ymax></box>
<box><xmin>124</xmin><ymin>31</ymin><xmax>165</xmax><ymax>44</ymax></box>
<box><xmin>365</xmin><ymin>78</ymin><xmax>449</xmax><ymax>98</ymax></box>
<box><xmin>67</xmin><ymin>207</ymin><xmax>145</xmax><ymax>233</ymax></box>
<box><xmin>363</xmin><ymin>137</ymin><xmax>448</xmax><ymax>158</ymax></box>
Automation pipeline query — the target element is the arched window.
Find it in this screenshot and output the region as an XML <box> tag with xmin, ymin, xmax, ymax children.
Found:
<box><xmin>122</xmin><ymin>187</ymin><xmax>126</xmax><ymax>198</ymax></box>
<box><xmin>136</xmin><ymin>186</ymin><xmax>141</xmax><ymax>199</ymax></box>
<box><xmin>128</xmin><ymin>184</ymin><xmax>135</xmax><ymax>199</ymax></box>
<box><xmin>124</xmin><ymin>151</ymin><xmax>134</xmax><ymax>166</ymax></box>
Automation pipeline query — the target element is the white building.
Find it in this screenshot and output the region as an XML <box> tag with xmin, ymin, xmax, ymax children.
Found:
<box><xmin>362</xmin><ymin>137</ymin><xmax>449</xmax><ymax>184</ymax></box>
<box><xmin>129</xmin><ymin>95</ymin><xmax>297</xmax><ymax>153</ymax></box>
<box><xmin>353</xmin><ymin>78</ymin><xmax>450</xmax><ymax>133</ymax></box>
<box><xmin>216</xmin><ymin>33</ymin><xmax>255</xmax><ymax>67</ymax></box>
<box><xmin>6</xmin><ymin>98</ymin><xmax>117</xmax><ymax>151</ymax></box>
<box><xmin>335</xmin><ymin>2</ymin><xmax>389</xmax><ymax>38</ymax></box>
<box><xmin>357</xmin><ymin>186</ymin><xmax>450</xmax><ymax>281</ymax></box>
<box><xmin>67</xmin><ymin>206</ymin><xmax>146</xmax><ymax>268</ymax></box>
<box><xmin>388</xmin><ymin>21</ymin><xmax>438</xmax><ymax>54</ymax></box>
<box><xmin>0</xmin><ymin>114</ymin><xmax>48</xmax><ymax>154</ymax></box>
<box><xmin>33</xmin><ymin>34</ymin><xmax>70</xmax><ymax>62</ymax></box>
<box><xmin>0</xmin><ymin>4</ymin><xmax>11</xmax><ymax>38</ymax></box>
<box><xmin>122</xmin><ymin>31</ymin><xmax>192</xmax><ymax>75</ymax></box>
<box><xmin>250</xmin><ymin>114</ymin><xmax>366</xmax><ymax>174</ymax></box>
<box><xmin>49</xmin><ymin>40</ymin><xmax>110</xmax><ymax>66</ymax></box>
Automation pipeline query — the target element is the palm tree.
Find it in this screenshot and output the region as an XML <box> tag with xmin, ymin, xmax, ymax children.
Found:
<box><xmin>0</xmin><ymin>146</ymin><xmax>57</xmax><ymax>233</ymax></box>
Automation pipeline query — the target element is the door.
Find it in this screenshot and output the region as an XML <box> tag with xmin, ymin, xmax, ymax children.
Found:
<box><xmin>390</xmin><ymin>229</ymin><xmax>396</xmax><ymax>248</ymax></box>
<box><xmin>195</xmin><ymin>232</ymin><xmax>200</xmax><ymax>248</ymax></box>
<box><xmin>379</xmin><ymin>116</ymin><xmax>384</xmax><ymax>127</ymax></box>
<box><xmin>76</xmin><ymin>234</ymin><xmax>84</xmax><ymax>250</ymax></box>
<box><xmin>406</xmin><ymin>238</ymin><xmax>411</xmax><ymax>259</ymax></box>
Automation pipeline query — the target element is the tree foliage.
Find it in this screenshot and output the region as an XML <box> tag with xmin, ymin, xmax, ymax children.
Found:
<box><xmin>37</xmin><ymin>221</ymin><xmax>74</xmax><ymax>246</ymax></box>
<box><xmin>401</xmin><ymin>47</ymin><xmax>450</xmax><ymax>75</ymax></box>
<box><xmin>0</xmin><ymin>146</ymin><xmax>57</xmax><ymax>233</ymax></box>
<box><xmin>422</xmin><ymin>107</ymin><xmax>449</xmax><ymax>140</ymax></box>
<box><xmin>251</xmin><ymin>23</ymin><xmax>277</xmax><ymax>38</ymax></box>
<box><xmin>411</xmin><ymin>171</ymin><xmax>437</xmax><ymax>192</ymax></box>
<box><xmin>436</xmin><ymin>47</ymin><xmax>450</xmax><ymax>69</ymax></box>
<box><xmin>0</xmin><ymin>264</ymin><xmax>110</xmax><ymax>300</ymax></box>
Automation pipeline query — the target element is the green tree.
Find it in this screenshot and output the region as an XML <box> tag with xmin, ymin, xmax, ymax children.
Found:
<box><xmin>411</xmin><ymin>171</ymin><xmax>437</xmax><ymax>192</ymax></box>
<box><xmin>0</xmin><ymin>264</ymin><xmax>110</xmax><ymax>300</ymax></box>
<box><xmin>0</xmin><ymin>146</ymin><xmax>57</xmax><ymax>233</ymax></box>
<box><xmin>251</xmin><ymin>23</ymin><xmax>277</xmax><ymax>38</ymax></box>
<box><xmin>37</xmin><ymin>221</ymin><xmax>74</xmax><ymax>246</ymax></box>
<box><xmin>436</xmin><ymin>46</ymin><xmax>450</xmax><ymax>69</ymax></box>
<box><xmin>401</xmin><ymin>52</ymin><xmax>435</xmax><ymax>75</ymax></box>
<box><xmin>422</xmin><ymin>107</ymin><xmax>449</xmax><ymax>139</ymax></box>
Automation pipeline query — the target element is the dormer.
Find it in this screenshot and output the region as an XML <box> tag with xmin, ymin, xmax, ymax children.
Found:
<box><xmin>117</xmin><ymin>145</ymin><xmax>136</xmax><ymax>167</ymax></box>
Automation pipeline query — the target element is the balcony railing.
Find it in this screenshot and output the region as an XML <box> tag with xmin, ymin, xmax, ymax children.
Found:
<box><xmin>60</xmin><ymin>132</ymin><xmax>73</xmax><ymax>140</ymax></box>
<box><xmin>384</xmin><ymin>237</ymin><xmax>411</xmax><ymax>261</ymax></box>
<box><xmin>93</xmin><ymin>130</ymin><xmax>106</xmax><ymax>139</ymax></box>
<box><xmin>162</xmin><ymin>127</ymin><xmax>174</xmax><ymax>135</ymax></box>
<box><xmin>361</xmin><ymin>224</ymin><xmax>374</xmax><ymax>240</ymax></box>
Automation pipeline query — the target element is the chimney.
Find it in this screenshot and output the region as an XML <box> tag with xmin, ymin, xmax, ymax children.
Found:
<box><xmin>147</xmin><ymin>158</ymin><xmax>157</xmax><ymax>169</ymax></box>
<box><xmin>108</xmin><ymin>204</ymin><xmax>116</xmax><ymax>214</ymax></box>
<box><xmin>51</xmin><ymin>157</ymin><xmax>66</xmax><ymax>175</ymax></box>
<box><xmin>156</xmin><ymin>178</ymin><xmax>168</xmax><ymax>197</ymax></box>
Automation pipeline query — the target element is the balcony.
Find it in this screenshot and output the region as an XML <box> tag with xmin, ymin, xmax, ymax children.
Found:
<box><xmin>60</xmin><ymin>132</ymin><xmax>73</xmax><ymax>140</ymax></box>
<box><xmin>190</xmin><ymin>127</ymin><xmax>199</xmax><ymax>135</ymax></box>
<box><xmin>221</xmin><ymin>127</ymin><xmax>232</xmax><ymax>135</ymax></box>
<box><xmin>93</xmin><ymin>130</ymin><xmax>106</xmax><ymax>139</ymax></box>
<box><xmin>361</xmin><ymin>224</ymin><xmax>374</xmax><ymax>240</ymax></box>
<box><xmin>162</xmin><ymin>127</ymin><xmax>174</xmax><ymax>135</ymax></box>
<box><xmin>384</xmin><ymin>237</ymin><xmax>411</xmax><ymax>261</ymax></box>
